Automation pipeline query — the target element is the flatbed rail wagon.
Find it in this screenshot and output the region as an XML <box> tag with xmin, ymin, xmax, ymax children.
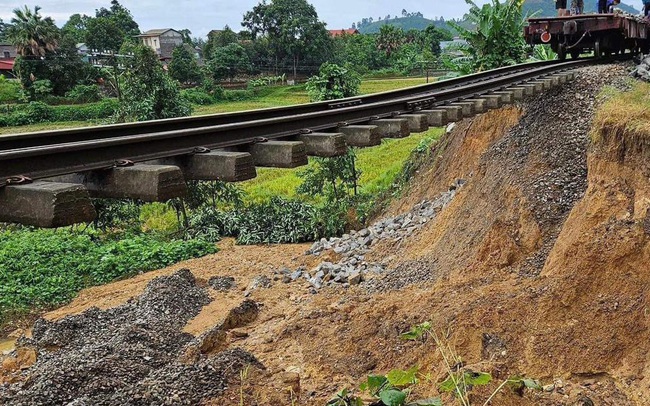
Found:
<box><xmin>525</xmin><ymin>14</ymin><xmax>650</xmax><ymax>59</ymax></box>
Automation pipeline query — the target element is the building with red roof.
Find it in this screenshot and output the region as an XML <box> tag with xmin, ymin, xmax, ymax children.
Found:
<box><xmin>328</xmin><ymin>29</ymin><xmax>360</xmax><ymax>37</ymax></box>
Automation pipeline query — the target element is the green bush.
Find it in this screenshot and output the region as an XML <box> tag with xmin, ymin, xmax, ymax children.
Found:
<box><xmin>0</xmin><ymin>77</ymin><xmax>21</xmax><ymax>104</ymax></box>
<box><xmin>185</xmin><ymin>197</ymin><xmax>347</xmax><ymax>245</ymax></box>
<box><xmin>0</xmin><ymin>229</ymin><xmax>217</xmax><ymax>319</ymax></box>
<box><xmin>220</xmin><ymin>89</ymin><xmax>255</xmax><ymax>102</ymax></box>
<box><xmin>181</xmin><ymin>88</ymin><xmax>216</xmax><ymax>105</ymax></box>
<box><xmin>65</xmin><ymin>84</ymin><xmax>103</xmax><ymax>104</ymax></box>
<box><xmin>0</xmin><ymin>99</ymin><xmax>118</xmax><ymax>127</ymax></box>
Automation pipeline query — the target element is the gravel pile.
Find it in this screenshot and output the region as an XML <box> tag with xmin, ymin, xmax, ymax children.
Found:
<box><xmin>0</xmin><ymin>270</ymin><xmax>261</xmax><ymax>406</ymax></box>
<box><xmin>289</xmin><ymin>184</ymin><xmax>463</xmax><ymax>291</ymax></box>
<box><xmin>631</xmin><ymin>54</ymin><xmax>650</xmax><ymax>82</ymax></box>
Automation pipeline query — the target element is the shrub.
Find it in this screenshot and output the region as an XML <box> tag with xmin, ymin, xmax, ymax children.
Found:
<box><xmin>184</xmin><ymin>197</ymin><xmax>347</xmax><ymax>245</ymax></box>
<box><xmin>0</xmin><ymin>99</ymin><xmax>118</xmax><ymax>127</ymax></box>
<box><xmin>65</xmin><ymin>84</ymin><xmax>103</xmax><ymax>104</ymax></box>
<box><xmin>181</xmin><ymin>88</ymin><xmax>215</xmax><ymax>105</ymax></box>
<box><xmin>0</xmin><ymin>229</ymin><xmax>217</xmax><ymax>319</ymax></box>
<box><xmin>0</xmin><ymin>77</ymin><xmax>21</xmax><ymax>104</ymax></box>
<box><xmin>220</xmin><ymin>89</ymin><xmax>255</xmax><ymax>102</ymax></box>
<box><xmin>306</xmin><ymin>62</ymin><xmax>361</xmax><ymax>102</ymax></box>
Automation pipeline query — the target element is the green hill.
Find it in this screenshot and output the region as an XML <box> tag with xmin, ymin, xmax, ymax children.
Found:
<box><xmin>523</xmin><ymin>0</ymin><xmax>639</xmax><ymax>16</ymax></box>
<box><xmin>357</xmin><ymin>16</ymin><xmax>462</xmax><ymax>34</ymax></box>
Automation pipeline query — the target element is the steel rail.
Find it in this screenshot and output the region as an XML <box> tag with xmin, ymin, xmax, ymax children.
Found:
<box><xmin>0</xmin><ymin>58</ymin><xmax>591</xmax><ymax>186</ymax></box>
<box><xmin>0</xmin><ymin>58</ymin><xmax>572</xmax><ymax>151</ymax></box>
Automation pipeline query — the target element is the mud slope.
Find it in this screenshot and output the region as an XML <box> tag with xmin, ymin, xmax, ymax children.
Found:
<box><xmin>2</xmin><ymin>64</ymin><xmax>648</xmax><ymax>405</ymax></box>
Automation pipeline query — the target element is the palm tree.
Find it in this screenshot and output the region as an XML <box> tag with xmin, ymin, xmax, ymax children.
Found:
<box><xmin>7</xmin><ymin>6</ymin><xmax>60</xmax><ymax>57</ymax></box>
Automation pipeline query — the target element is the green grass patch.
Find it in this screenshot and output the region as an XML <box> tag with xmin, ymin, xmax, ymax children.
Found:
<box><xmin>0</xmin><ymin>229</ymin><xmax>216</xmax><ymax>321</ymax></box>
<box><xmin>239</xmin><ymin>127</ymin><xmax>444</xmax><ymax>203</ymax></box>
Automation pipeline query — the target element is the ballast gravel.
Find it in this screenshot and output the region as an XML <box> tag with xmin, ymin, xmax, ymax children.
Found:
<box><xmin>0</xmin><ymin>269</ymin><xmax>261</xmax><ymax>406</ymax></box>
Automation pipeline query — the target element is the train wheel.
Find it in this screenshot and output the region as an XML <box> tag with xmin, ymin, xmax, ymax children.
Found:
<box><xmin>594</xmin><ymin>39</ymin><xmax>602</xmax><ymax>58</ymax></box>
<box><xmin>558</xmin><ymin>44</ymin><xmax>567</xmax><ymax>61</ymax></box>
<box><xmin>570</xmin><ymin>49</ymin><xmax>581</xmax><ymax>59</ymax></box>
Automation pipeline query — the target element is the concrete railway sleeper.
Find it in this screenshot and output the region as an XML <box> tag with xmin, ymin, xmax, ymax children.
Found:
<box><xmin>0</xmin><ymin>63</ymin><xmax>584</xmax><ymax>227</ymax></box>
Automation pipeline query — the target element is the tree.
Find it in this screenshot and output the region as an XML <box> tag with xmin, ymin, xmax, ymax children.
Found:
<box><xmin>169</xmin><ymin>45</ymin><xmax>202</xmax><ymax>84</ymax></box>
<box><xmin>204</xmin><ymin>25</ymin><xmax>238</xmax><ymax>58</ymax></box>
<box><xmin>179</xmin><ymin>28</ymin><xmax>193</xmax><ymax>44</ymax></box>
<box><xmin>298</xmin><ymin>148</ymin><xmax>361</xmax><ymax>205</ymax></box>
<box><xmin>7</xmin><ymin>6</ymin><xmax>59</xmax><ymax>57</ymax></box>
<box><xmin>208</xmin><ymin>43</ymin><xmax>251</xmax><ymax>82</ymax></box>
<box><xmin>62</xmin><ymin>14</ymin><xmax>89</xmax><ymax>44</ymax></box>
<box><xmin>85</xmin><ymin>0</ymin><xmax>140</xmax><ymax>52</ymax></box>
<box><xmin>450</xmin><ymin>0</ymin><xmax>528</xmax><ymax>72</ymax></box>
<box><xmin>0</xmin><ymin>18</ymin><xmax>9</xmax><ymax>42</ymax></box>
<box><xmin>95</xmin><ymin>0</ymin><xmax>140</xmax><ymax>37</ymax></box>
<box><xmin>242</xmin><ymin>0</ymin><xmax>331</xmax><ymax>78</ymax></box>
<box><xmin>117</xmin><ymin>43</ymin><xmax>191</xmax><ymax>122</ymax></box>
<box><xmin>376</xmin><ymin>25</ymin><xmax>404</xmax><ymax>58</ymax></box>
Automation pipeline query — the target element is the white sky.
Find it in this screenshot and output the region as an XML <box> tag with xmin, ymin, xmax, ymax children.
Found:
<box><xmin>0</xmin><ymin>0</ymin><xmax>644</xmax><ymax>38</ymax></box>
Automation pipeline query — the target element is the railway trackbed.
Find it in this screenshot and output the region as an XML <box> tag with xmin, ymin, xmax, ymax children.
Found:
<box><xmin>0</xmin><ymin>58</ymin><xmax>598</xmax><ymax>227</ymax></box>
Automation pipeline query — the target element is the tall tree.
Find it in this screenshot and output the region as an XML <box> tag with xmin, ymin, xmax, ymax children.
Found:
<box><xmin>204</xmin><ymin>25</ymin><xmax>238</xmax><ymax>58</ymax></box>
<box><xmin>242</xmin><ymin>0</ymin><xmax>331</xmax><ymax>78</ymax></box>
<box><xmin>208</xmin><ymin>43</ymin><xmax>252</xmax><ymax>82</ymax></box>
<box><xmin>169</xmin><ymin>45</ymin><xmax>202</xmax><ymax>84</ymax></box>
<box><xmin>376</xmin><ymin>25</ymin><xmax>404</xmax><ymax>58</ymax></box>
<box><xmin>95</xmin><ymin>0</ymin><xmax>140</xmax><ymax>37</ymax></box>
<box><xmin>7</xmin><ymin>6</ymin><xmax>59</xmax><ymax>57</ymax></box>
<box><xmin>0</xmin><ymin>18</ymin><xmax>9</xmax><ymax>42</ymax></box>
<box><xmin>117</xmin><ymin>43</ymin><xmax>191</xmax><ymax>122</ymax></box>
<box><xmin>85</xmin><ymin>0</ymin><xmax>140</xmax><ymax>52</ymax></box>
<box><xmin>62</xmin><ymin>13</ymin><xmax>89</xmax><ymax>44</ymax></box>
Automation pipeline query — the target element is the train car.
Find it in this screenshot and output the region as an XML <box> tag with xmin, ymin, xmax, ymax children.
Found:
<box><xmin>525</xmin><ymin>13</ymin><xmax>650</xmax><ymax>59</ymax></box>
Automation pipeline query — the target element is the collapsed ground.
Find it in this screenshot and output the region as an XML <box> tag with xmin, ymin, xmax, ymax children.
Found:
<box><xmin>2</xmin><ymin>63</ymin><xmax>650</xmax><ymax>405</ymax></box>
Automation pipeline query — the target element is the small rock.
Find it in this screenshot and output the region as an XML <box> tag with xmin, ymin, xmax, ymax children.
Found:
<box><xmin>349</xmin><ymin>271</ymin><xmax>363</xmax><ymax>285</ymax></box>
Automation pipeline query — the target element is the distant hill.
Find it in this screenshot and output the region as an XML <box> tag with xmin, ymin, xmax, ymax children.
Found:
<box><xmin>523</xmin><ymin>0</ymin><xmax>639</xmax><ymax>16</ymax></box>
<box><xmin>357</xmin><ymin>16</ymin><xmax>467</xmax><ymax>34</ymax></box>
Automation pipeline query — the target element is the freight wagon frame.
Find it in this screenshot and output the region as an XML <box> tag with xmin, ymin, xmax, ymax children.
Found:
<box><xmin>525</xmin><ymin>14</ymin><xmax>650</xmax><ymax>60</ymax></box>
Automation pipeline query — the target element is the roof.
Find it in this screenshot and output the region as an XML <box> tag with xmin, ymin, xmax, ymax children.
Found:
<box><xmin>328</xmin><ymin>29</ymin><xmax>360</xmax><ymax>37</ymax></box>
<box><xmin>136</xmin><ymin>28</ymin><xmax>178</xmax><ymax>37</ymax></box>
<box><xmin>0</xmin><ymin>59</ymin><xmax>15</xmax><ymax>70</ymax></box>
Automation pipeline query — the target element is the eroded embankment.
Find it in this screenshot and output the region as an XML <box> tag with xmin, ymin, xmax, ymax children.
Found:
<box><xmin>2</xmin><ymin>64</ymin><xmax>649</xmax><ymax>406</ymax></box>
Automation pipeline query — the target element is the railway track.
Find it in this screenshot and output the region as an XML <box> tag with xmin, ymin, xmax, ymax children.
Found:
<box><xmin>0</xmin><ymin>58</ymin><xmax>593</xmax><ymax>227</ymax></box>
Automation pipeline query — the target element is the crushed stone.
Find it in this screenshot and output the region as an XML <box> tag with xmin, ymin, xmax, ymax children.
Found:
<box><xmin>0</xmin><ymin>269</ymin><xmax>261</xmax><ymax>405</ymax></box>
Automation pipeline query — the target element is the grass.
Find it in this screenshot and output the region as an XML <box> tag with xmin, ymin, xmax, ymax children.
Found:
<box><xmin>592</xmin><ymin>81</ymin><xmax>650</xmax><ymax>144</ymax></box>
<box><xmin>240</xmin><ymin>127</ymin><xmax>444</xmax><ymax>203</ymax></box>
<box><xmin>0</xmin><ymin>76</ymin><xmax>433</xmax><ymax>133</ymax></box>
<box><xmin>0</xmin><ymin>121</ymin><xmax>95</xmax><ymax>135</ymax></box>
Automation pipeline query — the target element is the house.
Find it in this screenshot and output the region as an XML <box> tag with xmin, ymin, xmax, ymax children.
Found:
<box><xmin>0</xmin><ymin>43</ymin><xmax>16</xmax><ymax>77</ymax></box>
<box><xmin>328</xmin><ymin>29</ymin><xmax>360</xmax><ymax>37</ymax></box>
<box><xmin>0</xmin><ymin>43</ymin><xmax>17</xmax><ymax>60</ymax></box>
<box><xmin>136</xmin><ymin>29</ymin><xmax>184</xmax><ymax>60</ymax></box>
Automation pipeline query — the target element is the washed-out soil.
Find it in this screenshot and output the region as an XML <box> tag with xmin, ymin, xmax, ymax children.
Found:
<box><xmin>2</xmin><ymin>63</ymin><xmax>649</xmax><ymax>405</ymax></box>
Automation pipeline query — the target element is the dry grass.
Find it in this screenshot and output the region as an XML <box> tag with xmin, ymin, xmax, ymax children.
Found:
<box><xmin>592</xmin><ymin>82</ymin><xmax>650</xmax><ymax>145</ymax></box>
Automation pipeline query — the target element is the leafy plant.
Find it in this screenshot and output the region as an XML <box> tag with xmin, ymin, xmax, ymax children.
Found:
<box><xmin>357</xmin><ymin>367</ymin><xmax>441</xmax><ymax>406</ymax></box>
<box><xmin>449</xmin><ymin>0</ymin><xmax>528</xmax><ymax>73</ymax></box>
<box><xmin>0</xmin><ymin>228</ymin><xmax>216</xmax><ymax>323</ymax></box>
<box><xmin>297</xmin><ymin>148</ymin><xmax>361</xmax><ymax>205</ymax></box>
<box><xmin>306</xmin><ymin>62</ymin><xmax>361</xmax><ymax>102</ymax></box>
<box><xmin>400</xmin><ymin>322</ymin><xmax>543</xmax><ymax>406</ymax></box>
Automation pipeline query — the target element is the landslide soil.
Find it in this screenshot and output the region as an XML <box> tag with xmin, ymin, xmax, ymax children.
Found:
<box><xmin>2</xmin><ymin>63</ymin><xmax>649</xmax><ymax>405</ymax></box>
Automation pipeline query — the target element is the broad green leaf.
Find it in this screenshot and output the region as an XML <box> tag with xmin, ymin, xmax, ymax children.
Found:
<box><xmin>409</xmin><ymin>398</ymin><xmax>443</xmax><ymax>406</ymax></box>
<box><xmin>387</xmin><ymin>366</ymin><xmax>419</xmax><ymax>387</ymax></box>
<box><xmin>466</xmin><ymin>372</ymin><xmax>492</xmax><ymax>386</ymax></box>
<box><xmin>522</xmin><ymin>378</ymin><xmax>542</xmax><ymax>390</ymax></box>
<box><xmin>360</xmin><ymin>375</ymin><xmax>388</xmax><ymax>395</ymax></box>
<box><xmin>438</xmin><ymin>375</ymin><xmax>458</xmax><ymax>392</ymax></box>
<box><xmin>380</xmin><ymin>389</ymin><xmax>408</xmax><ymax>406</ymax></box>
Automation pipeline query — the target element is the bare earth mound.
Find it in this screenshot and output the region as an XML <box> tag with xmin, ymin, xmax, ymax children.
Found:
<box><xmin>2</xmin><ymin>63</ymin><xmax>648</xmax><ymax>405</ymax></box>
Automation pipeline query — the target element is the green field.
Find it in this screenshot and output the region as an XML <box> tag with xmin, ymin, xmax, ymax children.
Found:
<box><xmin>0</xmin><ymin>77</ymin><xmax>433</xmax><ymax>134</ymax></box>
<box><xmin>240</xmin><ymin>128</ymin><xmax>442</xmax><ymax>203</ymax></box>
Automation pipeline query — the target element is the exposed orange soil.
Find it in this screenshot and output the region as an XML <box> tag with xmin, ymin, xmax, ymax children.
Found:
<box><xmin>3</xmin><ymin>99</ymin><xmax>649</xmax><ymax>405</ymax></box>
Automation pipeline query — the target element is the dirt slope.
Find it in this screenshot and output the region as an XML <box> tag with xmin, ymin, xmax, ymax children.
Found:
<box><xmin>2</xmin><ymin>63</ymin><xmax>649</xmax><ymax>405</ymax></box>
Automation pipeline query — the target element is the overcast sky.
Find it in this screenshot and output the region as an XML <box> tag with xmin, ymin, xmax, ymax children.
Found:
<box><xmin>0</xmin><ymin>0</ymin><xmax>645</xmax><ymax>38</ymax></box>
